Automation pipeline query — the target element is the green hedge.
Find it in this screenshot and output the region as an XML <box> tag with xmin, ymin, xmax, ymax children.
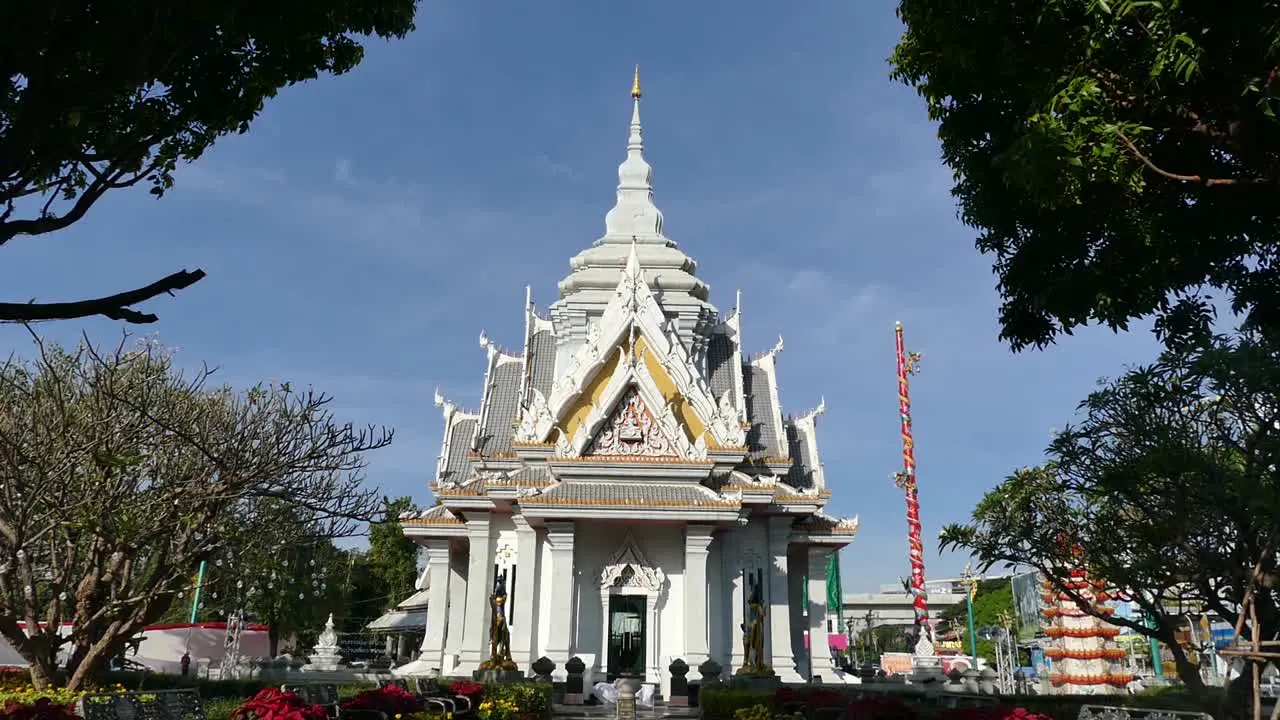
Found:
<box><xmin>700</xmin><ymin>688</ymin><xmax>776</xmax><ymax>720</ymax></box>
<box><xmin>701</xmin><ymin>684</ymin><xmax>1215</xmax><ymax>720</ymax></box>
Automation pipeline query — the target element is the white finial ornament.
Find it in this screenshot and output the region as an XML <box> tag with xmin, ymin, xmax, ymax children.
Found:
<box><xmin>604</xmin><ymin>67</ymin><xmax>663</xmax><ymax>240</ymax></box>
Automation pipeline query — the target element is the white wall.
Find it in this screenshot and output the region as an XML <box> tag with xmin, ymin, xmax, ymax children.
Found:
<box><xmin>570</xmin><ymin>521</ymin><xmax>687</xmax><ymax>698</ymax></box>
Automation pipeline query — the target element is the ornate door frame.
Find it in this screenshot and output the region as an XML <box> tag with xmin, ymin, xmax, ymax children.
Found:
<box><xmin>597</xmin><ymin>530</ymin><xmax>666</xmax><ymax>683</ymax></box>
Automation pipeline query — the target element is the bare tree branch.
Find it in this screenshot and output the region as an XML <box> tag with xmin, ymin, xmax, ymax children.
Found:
<box><xmin>0</xmin><ymin>269</ymin><xmax>206</xmax><ymax>324</ymax></box>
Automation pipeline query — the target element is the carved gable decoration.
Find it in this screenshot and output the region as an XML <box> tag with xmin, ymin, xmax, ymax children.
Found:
<box><xmin>514</xmin><ymin>245</ymin><xmax>746</xmax><ymax>449</ymax></box>
<box><xmin>584</xmin><ymin>387</ymin><xmax>679</xmax><ymax>458</ymax></box>
<box><xmin>599</xmin><ymin>530</ymin><xmax>665</xmax><ymax>592</ymax></box>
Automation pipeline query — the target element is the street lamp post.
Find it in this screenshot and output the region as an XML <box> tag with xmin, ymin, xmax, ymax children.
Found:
<box><xmin>846</xmin><ymin>617</ymin><xmax>857</xmax><ymax>666</ymax></box>
<box><xmin>962</xmin><ymin>564</ymin><xmax>980</xmax><ymax>663</ymax></box>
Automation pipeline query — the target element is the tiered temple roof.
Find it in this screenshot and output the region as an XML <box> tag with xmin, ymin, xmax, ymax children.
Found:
<box><xmin>409</xmin><ymin>70</ymin><xmax>856</xmax><ymax>543</ymax></box>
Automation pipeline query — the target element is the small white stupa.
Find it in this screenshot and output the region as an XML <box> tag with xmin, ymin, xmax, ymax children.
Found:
<box><xmin>302</xmin><ymin>614</ymin><xmax>344</xmax><ymax>672</ymax></box>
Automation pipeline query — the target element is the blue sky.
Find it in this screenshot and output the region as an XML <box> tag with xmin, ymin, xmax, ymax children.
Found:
<box><xmin>0</xmin><ymin>1</ymin><xmax>1165</xmax><ymax>592</ymax></box>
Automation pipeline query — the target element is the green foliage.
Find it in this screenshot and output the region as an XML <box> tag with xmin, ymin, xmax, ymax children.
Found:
<box><xmin>853</xmin><ymin>624</ymin><xmax>915</xmax><ymax>655</ymax></box>
<box><xmin>0</xmin><ymin>0</ymin><xmax>418</xmax><ymax>323</ymax></box>
<box><xmin>939</xmin><ymin>330</ymin><xmax>1280</xmax><ymax>696</ymax></box>
<box><xmin>480</xmin><ymin>682</ymin><xmax>552</xmax><ymax>714</ymax></box>
<box><xmin>699</xmin><ymin>689</ymin><xmax>775</xmax><ymax>720</ymax></box>
<box><xmin>938</xmin><ymin>579</ymin><xmax>1016</xmax><ymax>664</ymax></box>
<box><xmin>891</xmin><ymin>0</ymin><xmax>1280</xmax><ymax>350</ymax></box>
<box><xmin>367</xmin><ymin>496</ymin><xmax>422</xmax><ymax>612</ymax></box>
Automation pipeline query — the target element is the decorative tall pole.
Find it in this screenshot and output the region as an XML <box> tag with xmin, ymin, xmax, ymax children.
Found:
<box><xmin>962</xmin><ymin>563</ymin><xmax>980</xmax><ymax>661</ymax></box>
<box><xmin>893</xmin><ymin>322</ymin><xmax>934</xmax><ymax>656</ymax></box>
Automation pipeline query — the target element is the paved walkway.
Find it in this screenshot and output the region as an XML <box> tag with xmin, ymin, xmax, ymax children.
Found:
<box><xmin>552</xmin><ymin>703</ymin><xmax>698</xmax><ymax>720</ymax></box>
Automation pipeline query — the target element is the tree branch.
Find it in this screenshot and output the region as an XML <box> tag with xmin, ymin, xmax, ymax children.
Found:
<box><xmin>0</xmin><ymin>269</ymin><xmax>206</xmax><ymax>324</ymax></box>
<box><xmin>1117</xmin><ymin>132</ymin><xmax>1272</xmax><ymax>187</ymax></box>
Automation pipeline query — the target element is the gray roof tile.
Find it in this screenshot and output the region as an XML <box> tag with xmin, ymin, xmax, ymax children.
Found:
<box><xmin>528</xmin><ymin>330</ymin><xmax>556</xmax><ymax>400</ymax></box>
<box><xmin>439</xmin><ymin>418</ymin><xmax>477</xmax><ymax>483</ymax></box>
<box><xmin>475</xmin><ymin>360</ymin><xmax>522</xmax><ymax>457</ymax></box>
<box><xmin>522</xmin><ymin>481</ymin><xmax>736</xmax><ymax>507</ymax></box>
<box><xmin>784</xmin><ymin>420</ymin><xmax>816</xmax><ymax>489</ymax></box>
<box><xmin>743</xmin><ymin>363</ymin><xmax>785</xmax><ymax>457</ymax></box>
<box><xmin>706</xmin><ymin>332</ymin><xmax>735</xmax><ymax>404</ymax></box>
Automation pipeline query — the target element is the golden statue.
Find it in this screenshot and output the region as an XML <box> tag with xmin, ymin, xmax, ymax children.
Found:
<box><xmin>479</xmin><ymin>571</ymin><xmax>517</xmax><ymax>672</ymax></box>
<box><xmin>736</xmin><ymin>573</ymin><xmax>774</xmax><ymax>677</ymax></box>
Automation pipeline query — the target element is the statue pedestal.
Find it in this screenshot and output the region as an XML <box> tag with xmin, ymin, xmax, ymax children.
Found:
<box><xmin>475</xmin><ymin>669</ymin><xmax>525</xmax><ymax>683</ymax></box>
<box><xmin>728</xmin><ymin>675</ymin><xmax>780</xmax><ymax>691</ymax></box>
<box><xmin>615</xmin><ymin>676</ymin><xmax>644</xmax><ymax>720</ymax></box>
<box><xmin>302</xmin><ymin>649</ymin><xmax>343</xmax><ymax>673</ymax></box>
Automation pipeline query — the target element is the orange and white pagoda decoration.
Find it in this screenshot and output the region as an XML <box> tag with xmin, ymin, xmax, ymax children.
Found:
<box><xmin>1042</xmin><ymin>570</ymin><xmax>1132</xmax><ymax>693</ymax></box>
<box><xmin>395</xmin><ymin>69</ymin><xmax>860</xmax><ymax>696</ymax></box>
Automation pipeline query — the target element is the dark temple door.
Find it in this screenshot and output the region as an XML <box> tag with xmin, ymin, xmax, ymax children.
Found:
<box><xmin>606</xmin><ymin>594</ymin><xmax>646</xmax><ymax>680</ymax></box>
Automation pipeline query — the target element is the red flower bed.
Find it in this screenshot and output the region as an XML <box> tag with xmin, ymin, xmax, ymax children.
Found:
<box><xmin>2</xmin><ymin>698</ymin><xmax>79</xmax><ymax>720</ymax></box>
<box><xmin>232</xmin><ymin>688</ymin><xmax>328</xmax><ymax>720</ymax></box>
<box><xmin>342</xmin><ymin>685</ymin><xmax>424</xmax><ymax>716</ymax></box>
<box><xmin>449</xmin><ymin>681</ymin><xmax>484</xmax><ymax>700</ymax></box>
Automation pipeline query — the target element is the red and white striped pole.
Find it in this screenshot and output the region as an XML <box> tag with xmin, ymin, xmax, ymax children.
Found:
<box><xmin>894</xmin><ymin>322</ymin><xmax>931</xmax><ymax>646</ymax></box>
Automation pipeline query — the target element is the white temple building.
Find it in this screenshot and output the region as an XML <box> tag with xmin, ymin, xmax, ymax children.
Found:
<box><xmin>400</xmin><ymin>70</ymin><xmax>859</xmax><ymax>694</ymax></box>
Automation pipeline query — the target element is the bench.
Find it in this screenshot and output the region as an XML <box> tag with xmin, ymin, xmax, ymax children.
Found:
<box><xmin>1078</xmin><ymin>706</ymin><xmax>1215</xmax><ymax>720</ymax></box>
<box><xmin>377</xmin><ymin>677</ymin><xmax>472</xmax><ymax>717</ymax></box>
<box><xmin>282</xmin><ymin>683</ymin><xmax>387</xmax><ymax>720</ymax></box>
<box><xmin>78</xmin><ymin>689</ymin><xmax>206</xmax><ymax>720</ymax></box>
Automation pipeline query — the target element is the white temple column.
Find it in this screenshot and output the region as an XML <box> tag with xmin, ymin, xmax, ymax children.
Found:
<box><xmin>724</xmin><ymin>528</ymin><xmax>748</xmax><ymax>673</ymax></box>
<box><xmin>458</xmin><ymin>516</ymin><xmax>494</xmax><ymax>673</ymax></box>
<box><xmin>598</xmin><ymin>588</ymin><xmax>611</xmax><ymax>679</ymax></box>
<box><xmin>683</xmin><ymin>525</ymin><xmax>714</xmax><ymax>667</ymax></box>
<box><xmin>417</xmin><ymin>539</ymin><xmax>452</xmax><ymax>671</ymax></box>
<box><xmin>443</xmin><ymin>545</ymin><xmax>467</xmax><ymax>671</ymax></box>
<box><xmin>511</xmin><ymin>515</ymin><xmax>540</xmax><ymax>671</ymax></box>
<box><xmin>544</xmin><ymin>522</ymin><xmax>577</xmax><ymax>667</ymax></box>
<box><xmin>788</xmin><ymin>546</ymin><xmax>808</xmax><ymax>677</ymax></box>
<box><xmin>807</xmin><ymin>546</ymin><xmax>837</xmax><ymax>681</ymax></box>
<box><xmin>767</xmin><ymin>516</ymin><xmax>802</xmax><ymax>681</ymax></box>
<box><xmin>645</xmin><ymin>593</ymin><xmax>660</xmax><ymax>683</ymax></box>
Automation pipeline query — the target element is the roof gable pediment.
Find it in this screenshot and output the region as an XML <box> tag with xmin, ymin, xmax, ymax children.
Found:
<box><xmin>513</xmin><ymin>244</ymin><xmax>746</xmax><ymax>451</ymax></box>
<box><xmin>584</xmin><ymin>386</ymin><xmax>681</xmax><ymax>459</ymax></box>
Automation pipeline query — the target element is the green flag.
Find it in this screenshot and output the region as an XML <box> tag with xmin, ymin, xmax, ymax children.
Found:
<box><xmin>826</xmin><ymin>550</ymin><xmax>844</xmax><ymax>627</ymax></box>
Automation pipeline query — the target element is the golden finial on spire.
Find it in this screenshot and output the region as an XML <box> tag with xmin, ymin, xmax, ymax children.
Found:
<box><xmin>631</xmin><ymin>65</ymin><xmax>642</xmax><ymax>100</ymax></box>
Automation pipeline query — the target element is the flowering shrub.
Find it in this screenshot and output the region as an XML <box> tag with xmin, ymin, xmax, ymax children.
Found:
<box><xmin>846</xmin><ymin>696</ymin><xmax>918</xmax><ymax>720</ymax></box>
<box><xmin>448</xmin><ymin>681</ymin><xmax>484</xmax><ymax>701</ymax></box>
<box><xmin>735</xmin><ymin>703</ymin><xmax>800</xmax><ymax>720</ymax></box>
<box><xmin>476</xmin><ymin>697</ymin><xmax>520</xmax><ymax>720</ymax></box>
<box><xmin>1</xmin><ymin>697</ymin><xmax>79</xmax><ymax>720</ymax></box>
<box><xmin>1</xmin><ymin>676</ymin><xmax>133</xmax><ymax>707</ymax></box>
<box><xmin>937</xmin><ymin>708</ymin><xmax>1054</xmax><ymax>720</ymax></box>
<box><xmin>341</xmin><ymin>685</ymin><xmax>424</xmax><ymax>716</ymax></box>
<box><xmin>0</xmin><ymin>669</ymin><xmax>32</xmax><ymax>693</ymax></box>
<box><xmin>231</xmin><ymin>688</ymin><xmax>328</xmax><ymax>720</ymax></box>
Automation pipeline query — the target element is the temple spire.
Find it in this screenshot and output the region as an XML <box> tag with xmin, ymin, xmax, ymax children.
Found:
<box><xmin>603</xmin><ymin>66</ymin><xmax>662</xmax><ymax>241</ymax></box>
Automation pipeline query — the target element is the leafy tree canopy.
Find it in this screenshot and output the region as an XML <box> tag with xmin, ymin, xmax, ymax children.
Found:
<box><xmin>891</xmin><ymin>0</ymin><xmax>1280</xmax><ymax>351</ymax></box>
<box><xmin>367</xmin><ymin>496</ymin><xmax>421</xmax><ymax>613</ymax></box>
<box><xmin>938</xmin><ymin>579</ymin><xmax>1016</xmax><ymax>664</ymax></box>
<box><xmin>0</xmin><ymin>0</ymin><xmax>417</xmax><ymax>324</ymax></box>
<box><xmin>940</xmin><ymin>329</ymin><xmax>1280</xmax><ymax>700</ymax></box>
<box><xmin>0</xmin><ymin>334</ymin><xmax>393</xmax><ymax>689</ymax></box>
